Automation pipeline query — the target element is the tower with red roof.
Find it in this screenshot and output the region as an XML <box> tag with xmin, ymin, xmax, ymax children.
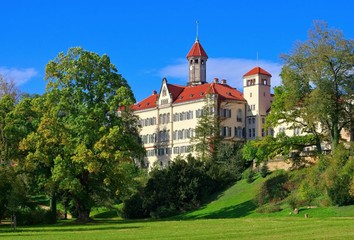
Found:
<box><xmin>186</xmin><ymin>39</ymin><xmax>208</xmax><ymax>86</ymax></box>
<box><xmin>243</xmin><ymin>66</ymin><xmax>273</xmax><ymax>139</ymax></box>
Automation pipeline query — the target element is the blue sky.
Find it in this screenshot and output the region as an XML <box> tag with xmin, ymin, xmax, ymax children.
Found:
<box><xmin>1</xmin><ymin>0</ymin><xmax>354</xmax><ymax>102</ymax></box>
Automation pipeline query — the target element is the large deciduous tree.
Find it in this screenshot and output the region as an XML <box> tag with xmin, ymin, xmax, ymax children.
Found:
<box><xmin>268</xmin><ymin>21</ymin><xmax>354</xmax><ymax>150</ymax></box>
<box><xmin>23</xmin><ymin>47</ymin><xmax>144</xmax><ymax>222</ymax></box>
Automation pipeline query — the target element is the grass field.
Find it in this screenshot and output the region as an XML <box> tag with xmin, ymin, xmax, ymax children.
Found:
<box><xmin>1</xmin><ymin>176</ymin><xmax>353</xmax><ymax>239</ymax></box>
<box><xmin>1</xmin><ymin>217</ymin><xmax>353</xmax><ymax>240</ymax></box>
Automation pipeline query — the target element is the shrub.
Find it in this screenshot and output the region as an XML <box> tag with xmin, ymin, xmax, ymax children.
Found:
<box><xmin>15</xmin><ymin>207</ymin><xmax>52</xmax><ymax>225</ymax></box>
<box><xmin>121</xmin><ymin>192</ymin><xmax>148</xmax><ymax>219</ymax></box>
<box><xmin>243</xmin><ymin>168</ymin><xmax>256</xmax><ymax>183</ymax></box>
<box><xmin>328</xmin><ymin>174</ymin><xmax>354</xmax><ymax>206</ymax></box>
<box><xmin>255</xmin><ymin>171</ymin><xmax>289</xmax><ymax>206</ymax></box>
<box><xmin>256</xmin><ymin>202</ymin><xmax>281</xmax><ymax>213</ymax></box>
<box><xmin>260</xmin><ymin>163</ymin><xmax>269</xmax><ymax>178</ymax></box>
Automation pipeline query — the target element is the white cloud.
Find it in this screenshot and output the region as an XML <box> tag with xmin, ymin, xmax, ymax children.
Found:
<box><xmin>0</xmin><ymin>67</ymin><xmax>38</xmax><ymax>86</ymax></box>
<box><xmin>158</xmin><ymin>58</ymin><xmax>283</xmax><ymax>91</ymax></box>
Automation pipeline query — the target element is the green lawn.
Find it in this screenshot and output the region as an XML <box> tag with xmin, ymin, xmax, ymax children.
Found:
<box><xmin>1</xmin><ymin>217</ymin><xmax>353</xmax><ymax>240</ymax></box>
<box><xmin>1</xmin><ymin>176</ymin><xmax>353</xmax><ymax>239</ymax></box>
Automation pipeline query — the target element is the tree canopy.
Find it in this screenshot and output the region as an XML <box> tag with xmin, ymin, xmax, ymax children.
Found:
<box><xmin>21</xmin><ymin>47</ymin><xmax>144</xmax><ymax>222</ymax></box>
<box><xmin>267</xmin><ymin>21</ymin><xmax>354</xmax><ymax>150</ymax></box>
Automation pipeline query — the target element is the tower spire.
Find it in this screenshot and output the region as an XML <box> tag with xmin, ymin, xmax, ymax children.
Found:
<box><xmin>196</xmin><ymin>19</ymin><xmax>199</xmax><ymax>42</ymax></box>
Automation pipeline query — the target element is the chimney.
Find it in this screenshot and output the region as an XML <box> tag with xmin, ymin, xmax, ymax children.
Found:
<box><xmin>213</xmin><ymin>77</ymin><xmax>219</xmax><ymax>83</ymax></box>
<box><xmin>221</xmin><ymin>79</ymin><xmax>227</xmax><ymax>84</ymax></box>
<box><xmin>152</xmin><ymin>90</ymin><xmax>157</xmax><ymax>95</ymax></box>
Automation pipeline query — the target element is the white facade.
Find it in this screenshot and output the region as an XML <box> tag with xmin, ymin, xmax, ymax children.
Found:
<box><xmin>132</xmin><ymin>39</ymin><xmax>272</xmax><ymax>168</ymax></box>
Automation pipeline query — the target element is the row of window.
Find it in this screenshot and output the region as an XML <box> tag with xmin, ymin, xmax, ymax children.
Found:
<box><xmin>145</xmin><ymin>145</ymin><xmax>193</xmax><ymax>157</ymax></box>
<box><xmin>246</xmin><ymin>78</ymin><xmax>268</xmax><ymax>86</ymax></box>
<box><xmin>140</xmin><ymin>117</ymin><xmax>157</xmax><ymax>127</ymax></box>
<box><xmin>141</xmin><ymin>128</ymin><xmax>195</xmax><ymax>144</ymax></box>
<box><xmin>141</xmin><ymin>130</ymin><xmax>170</xmax><ymax>144</ymax></box>
<box><xmin>221</xmin><ymin>127</ymin><xmax>245</xmax><ymax>138</ymax></box>
<box><xmin>247</xmin><ymin>117</ymin><xmax>266</xmax><ymax>125</ymax></box>
<box><xmin>173</xmin><ymin>110</ymin><xmax>194</xmax><ymax>122</ymax></box>
<box><xmin>173</xmin><ymin>128</ymin><xmax>194</xmax><ymax>140</ymax></box>
<box><xmin>141</xmin><ymin>108</ymin><xmax>244</xmax><ymax>126</ymax></box>
<box><xmin>146</xmin><ymin>148</ymin><xmax>171</xmax><ymax>157</ymax></box>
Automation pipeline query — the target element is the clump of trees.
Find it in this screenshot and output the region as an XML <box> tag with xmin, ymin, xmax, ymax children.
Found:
<box><xmin>0</xmin><ymin>48</ymin><xmax>145</xmax><ymax>223</ymax></box>
<box><xmin>122</xmin><ymin>146</ymin><xmax>247</xmax><ymax>219</ymax></box>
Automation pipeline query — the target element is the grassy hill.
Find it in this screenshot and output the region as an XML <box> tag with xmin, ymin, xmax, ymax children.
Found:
<box><xmin>177</xmin><ymin>174</ymin><xmax>354</xmax><ymax>219</ymax></box>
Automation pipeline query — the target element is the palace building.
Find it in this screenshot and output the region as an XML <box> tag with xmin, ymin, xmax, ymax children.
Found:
<box><xmin>132</xmin><ymin>38</ymin><xmax>274</xmax><ymax>169</ymax></box>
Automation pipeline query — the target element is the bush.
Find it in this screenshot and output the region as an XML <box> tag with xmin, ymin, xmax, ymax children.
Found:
<box><xmin>121</xmin><ymin>192</ymin><xmax>148</xmax><ymax>219</ymax></box>
<box><xmin>328</xmin><ymin>174</ymin><xmax>354</xmax><ymax>206</ymax></box>
<box><xmin>15</xmin><ymin>207</ymin><xmax>52</xmax><ymax>225</ymax></box>
<box><xmin>256</xmin><ymin>202</ymin><xmax>281</xmax><ymax>213</ymax></box>
<box><xmin>260</xmin><ymin>164</ymin><xmax>269</xmax><ymax>178</ymax></box>
<box><xmin>255</xmin><ymin>171</ymin><xmax>289</xmax><ymax>206</ymax></box>
<box><xmin>243</xmin><ymin>168</ymin><xmax>256</xmax><ymax>183</ymax></box>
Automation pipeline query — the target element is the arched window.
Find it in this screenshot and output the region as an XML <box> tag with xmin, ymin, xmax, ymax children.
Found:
<box><xmin>178</xmin><ymin>130</ymin><xmax>183</xmax><ymax>140</ymax></box>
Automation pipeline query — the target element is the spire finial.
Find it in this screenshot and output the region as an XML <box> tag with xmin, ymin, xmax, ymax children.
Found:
<box><xmin>196</xmin><ymin>19</ymin><xmax>199</xmax><ymax>42</ymax></box>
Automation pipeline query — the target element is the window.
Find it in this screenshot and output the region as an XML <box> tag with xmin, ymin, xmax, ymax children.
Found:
<box><xmin>262</xmin><ymin>128</ymin><xmax>265</xmax><ymax>137</ymax></box>
<box><xmin>248</xmin><ymin>118</ymin><xmax>251</xmax><ymax>124</ymax></box>
<box><xmin>250</xmin><ymin>92</ymin><xmax>252</xmax><ymax>97</ymax></box>
<box><xmin>252</xmin><ymin>118</ymin><xmax>255</xmax><ymax>124</ymax></box>
<box><xmin>237</xmin><ymin>109</ymin><xmax>243</xmax><ymax>122</ymax></box>
<box><xmin>238</xmin><ymin>127</ymin><xmax>243</xmax><ymax>138</ymax></box>
<box><xmin>252</xmin><ymin>128</ymin><xmax>256</xmax><ymax>137</ymax></box>
<box><xmin>248</xmin><ymin>129</ymin><xmax>252</xmax><ymax>138</ymax></box>
<box><xmin>178</xmin><ymin>130</ymin><xmax>183</xmax><ymax>140</ymax></box>
<box><xmin>262</xmin><ymin>79</ymin><xmax>267</xmax><ymax>85</ymax></box>
<box><xmin>262</xmin><ymin>118</ymin><xmax>265</xmax><ymax>124</ymax></box>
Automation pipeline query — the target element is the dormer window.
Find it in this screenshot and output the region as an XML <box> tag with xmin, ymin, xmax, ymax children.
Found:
<box><xmin>200</xmin><ymin>92</ymin><xmax>204</xmax><ymax>96</ymax></box>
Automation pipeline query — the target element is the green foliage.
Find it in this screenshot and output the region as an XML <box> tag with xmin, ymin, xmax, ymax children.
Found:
<box><xmin>243</xmin><ymin>168</ymin><xmax>256</xmax><ymax>183</ymax></box>
<box><xmin>255</xmin><ymin>171</ymin><xmax>290</xmax><ymax>206</ymax></box>
<box><xmin>122</xmin><ymin>153</ymin><xmax>246</xmax><ymax>219</ymax></box>
<box><xmin>271</xmin><ymin>21</ymin><xmax>354</xmax><ymax>150</ymax></box>
<box><xmin>191</xmin><ymin>98</ymin><xmax>221</xmax><ymax>161</ymax></box>
<box><xmin>19</xmin><ymin>47</ymin><xmax>144</xmax><ymax>222</ymax></box>
<box><xmin>242</xmin><ymin>134</ymin><xmax>318</xmax><ymax>167</ymax></box>
<box><xmin>260</xmin><ymin>164</ymin><xmax>269</xmax><ymax>178</ymax></box>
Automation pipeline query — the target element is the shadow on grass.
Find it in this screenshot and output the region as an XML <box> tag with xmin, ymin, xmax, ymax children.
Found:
<box><xmin>0</xmin><ymin>224</ymin><xmax>140</xmax><ymax>234</ymax></box>
<box><xmin>179</xmin><ymin>200</ymin><xmax>257</xmax><ymax>220</ymax></box>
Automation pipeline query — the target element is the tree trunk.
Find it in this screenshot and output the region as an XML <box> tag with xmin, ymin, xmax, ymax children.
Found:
<box><xmin>75</xmin><ymin>201</ymin><xmax>92</xmax><ymax>222</ymax></box>
<box><xmin>49</xmin><ymin>190</ymin><xmax>57</xmax><ymax>223</ymax></box>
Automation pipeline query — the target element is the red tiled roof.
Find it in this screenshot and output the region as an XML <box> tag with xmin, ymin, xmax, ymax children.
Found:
<box><xmin>243</xmin><ymin>67</ymin><xmax>272</xmax><ymax>77</ymax></box>
<box><xmin>186</xmin><ymin>40</ymin><xmax>208</xmax><ymax>58</ymax></box>
<box><xmin>132</xmin><ymin>82</ymin><xmax>246</xmax><ymax>111</ymax></box>
<box><xmin>131</xmin><ymin>93</ymin><xmax>158</xmax><ymax>111</ymax></box>
<box><xmin>167</xmin><ymin>84</ymin><xmax>185</xmax><ymax>101</ymax></box>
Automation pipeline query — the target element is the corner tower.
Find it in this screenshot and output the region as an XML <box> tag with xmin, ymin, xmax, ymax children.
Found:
<box><xmin>186</xmin><ymin>39</ymin><xmax>208</xmax><ymax>86</ymax></box>
<box><xmin>243</xmin><ymin>66</ymin><xmax>272</xmax><ymax>139</ymax></box>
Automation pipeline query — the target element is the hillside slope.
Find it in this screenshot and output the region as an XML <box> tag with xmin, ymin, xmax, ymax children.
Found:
<box><xmin>178</xmin><ymin>177</ymin><xmax>263</xmax><ymax>219</ymax></box>
<box><xmin>178</xmin><ymin>174</ymin><xmax>354</xmax><ymax>219</ymax></box>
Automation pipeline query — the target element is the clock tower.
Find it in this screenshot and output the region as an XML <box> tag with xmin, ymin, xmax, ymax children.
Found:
<box><xmin>186</xmin><ymin>38</ymin><xmax>208</xmax><ymax>86</ymax></box>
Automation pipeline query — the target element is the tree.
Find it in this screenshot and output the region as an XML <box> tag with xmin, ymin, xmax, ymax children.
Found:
<box><xmin>22</xmin><ymin>47</ymin><xmax>144</xmax><ymax>222</ymax></box>
<box><xmin>270</xmin><ymin>21</ymin><xmax>354</xmax><ymax>150</ymax></box>
<box><xmin>0</xmin><ymin>74</ymin><xmax>21</xmax><ymax>101</ymax></box>
<box><xmin>191</xmin><ymin>96</ymin><xmax>221</xmax><ymax>161</ymax></box>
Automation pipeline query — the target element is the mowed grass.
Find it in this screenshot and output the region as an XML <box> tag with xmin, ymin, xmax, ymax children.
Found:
<box><xmin>1</xmin><ymin>176</ymin><xmax>353</xmax><ymax>239</ymax></box>
<box><xmin>1</xmin><ymin>217</ymin><xmax>353</xmax><ymax>240</ymax></box>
